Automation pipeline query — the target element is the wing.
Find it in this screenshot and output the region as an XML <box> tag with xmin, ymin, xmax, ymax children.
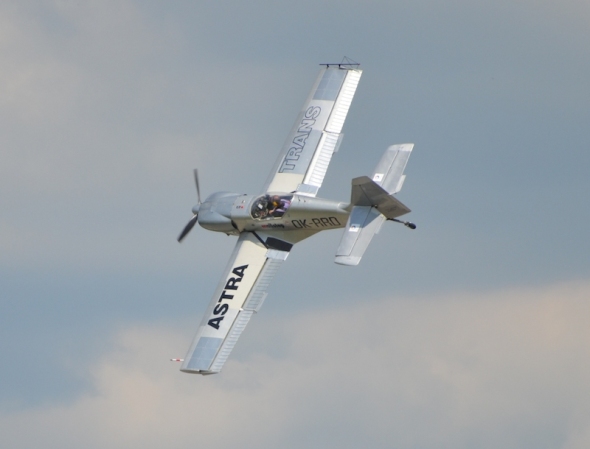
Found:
<box><xmin>263</xmin><ymin>66</ymin><xmax>362</xmax><ymax>197</ymax></box>
<box><xmin>181</xmin><ymin>233</ymin><xmax>289</xmax><ymax>375</ymax></box>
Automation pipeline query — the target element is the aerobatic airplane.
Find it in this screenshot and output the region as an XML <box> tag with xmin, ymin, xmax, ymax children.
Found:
<box><xmin>177</xmin><ymin>61</ymin><xmax>415</xmax><ymax>375</ymax></box>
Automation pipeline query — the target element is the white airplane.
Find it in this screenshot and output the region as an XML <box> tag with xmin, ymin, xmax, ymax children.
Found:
<box><xmin>177</xmin><ymin>62</ymin><xmax>415</xmax><ymax>375</ymax></box>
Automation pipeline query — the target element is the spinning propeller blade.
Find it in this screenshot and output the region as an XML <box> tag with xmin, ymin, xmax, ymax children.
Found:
<box><xmin>177</xmin><ymin>169</ymin><xmax>202</xmax><ymax>243</ymax></box>
<box><xmin>194</xmin><ymin>169</ymin><xmax>201</xmax><ymax>204</ymax></box>
<box><xmin>178</xmin><ymin>214</ymin><xmax>198</xmax><ymax>242</ymax></box>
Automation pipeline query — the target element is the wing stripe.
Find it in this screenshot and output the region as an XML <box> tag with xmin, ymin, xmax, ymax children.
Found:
<box><xmin>325</xmin><ymin>70</ymin><xmax>362</xmax><ymax>134</ymax></box>
<box><xmin>243</xmin><ymin>256</ymin><xmax>284</xmax><ymax>311</ymax></box>
<box><xmin>305</xmin><ymin>132</ymin><xmax>340</xmax><ymax>187</ymax></box>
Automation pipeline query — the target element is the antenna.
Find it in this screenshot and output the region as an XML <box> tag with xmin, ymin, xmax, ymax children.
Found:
<box><xmin>320</xmin><ymin>56</ymin><xmax>360</xmax><ymax>69</ymax></box>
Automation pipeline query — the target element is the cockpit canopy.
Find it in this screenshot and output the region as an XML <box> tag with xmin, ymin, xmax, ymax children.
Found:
<box><xmin>250</xmin><ymin>194</ymin><xmax>293</xmax><ymax>220</ymax></box>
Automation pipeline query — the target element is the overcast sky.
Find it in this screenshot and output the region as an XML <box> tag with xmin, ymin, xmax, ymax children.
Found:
<box><xmin>1</xmin><ymin>1</ymin><xmax>589</xmax><ymax>448</ymax></box>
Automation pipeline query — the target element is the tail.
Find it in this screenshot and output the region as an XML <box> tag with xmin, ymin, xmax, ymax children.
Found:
<box><xmin>335</xmin><ymin>144</ymin><xmax>414</xmax><ymax>266</ymax></box>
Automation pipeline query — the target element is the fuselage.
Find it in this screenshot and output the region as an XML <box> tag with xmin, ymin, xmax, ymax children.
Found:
<box><xmin>197</xmin><ymin>192</ymin><xmax>350</xmax><ymax>236</ymax></box>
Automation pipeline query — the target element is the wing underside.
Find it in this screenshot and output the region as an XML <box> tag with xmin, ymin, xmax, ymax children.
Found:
<box><xmin>181</xmin><ymin>233</ymin><xmax>289</xmax><ymax>374</ymax></box>
<box><xmin>263</xmin><ymin>66</ymin><xmax>362</xmax><ymax>197</ymax></box>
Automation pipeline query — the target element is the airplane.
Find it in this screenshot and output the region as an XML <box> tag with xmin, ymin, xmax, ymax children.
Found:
<box><xmin>177</xmin><ymin>61</ymin><xmax>415</xmax><ymax>375</ymax></box>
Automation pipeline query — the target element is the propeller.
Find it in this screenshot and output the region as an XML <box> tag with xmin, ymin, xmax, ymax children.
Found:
<box><xmin>177</xmin><ymin>169</ymin><xmax>202</xmax><ymax>243</ymax></box>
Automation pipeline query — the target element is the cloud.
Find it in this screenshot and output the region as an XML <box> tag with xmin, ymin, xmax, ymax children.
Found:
<box><xmin>2</xmin><ymin>280</ymin><xmax>589</xmax><ymax>449</ymax></box>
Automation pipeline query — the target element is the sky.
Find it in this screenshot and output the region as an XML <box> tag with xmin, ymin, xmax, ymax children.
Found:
<box><xmin>1</xmin><ymin>1</ymin><xmax>589</xmax><ymax>448</ymax></box>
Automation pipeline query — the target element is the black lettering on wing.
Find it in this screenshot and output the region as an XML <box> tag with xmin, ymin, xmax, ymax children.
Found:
<box><xmin>213</xmin><ymin>303</ymin><xmax>229</xmax><ymax>316</ymax></box>
<box><xmin>208</xmin><ymin>316</ymin><xmax>223</xmax><ymax>329</ymax></box>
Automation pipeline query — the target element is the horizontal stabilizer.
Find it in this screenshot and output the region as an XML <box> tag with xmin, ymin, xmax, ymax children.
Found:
<box><xmin>371</xmin><ymin>143</ymin><xmax>414</xmax><ymax>194</ymax></box>
<box><xmin>335</xmin><ymin>205</ymin><xmax>385</xmax><ymax>266</ymax></box>
<box><xmin>351</xmin><ymin>176</ymin><xmax>411</xmax><ymax>219</ymax></box>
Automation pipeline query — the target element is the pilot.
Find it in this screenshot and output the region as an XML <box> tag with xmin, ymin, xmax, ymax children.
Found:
<box><xmin>268</xmin><ymin>195</ymin><xmax>291</xmax><ymax>217</ymax></box>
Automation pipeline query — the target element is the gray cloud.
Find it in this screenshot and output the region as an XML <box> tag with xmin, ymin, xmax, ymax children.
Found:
<box><xmin>2</xmin><ymin>281</ymin><xmax>589</xmax><ymax>449</ymax></box>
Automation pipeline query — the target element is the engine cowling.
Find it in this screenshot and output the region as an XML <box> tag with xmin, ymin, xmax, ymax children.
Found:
<box><xmin>198</xmin><ymin>192</ymin><xmax>241</xmax><ymax>234</ymax></box>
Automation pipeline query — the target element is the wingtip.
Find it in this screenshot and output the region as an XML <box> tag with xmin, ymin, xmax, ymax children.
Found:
<box><xmin>334</xmin><ymin>256</ymin><xmax>361</xmax><ymax>266</ymax></box>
